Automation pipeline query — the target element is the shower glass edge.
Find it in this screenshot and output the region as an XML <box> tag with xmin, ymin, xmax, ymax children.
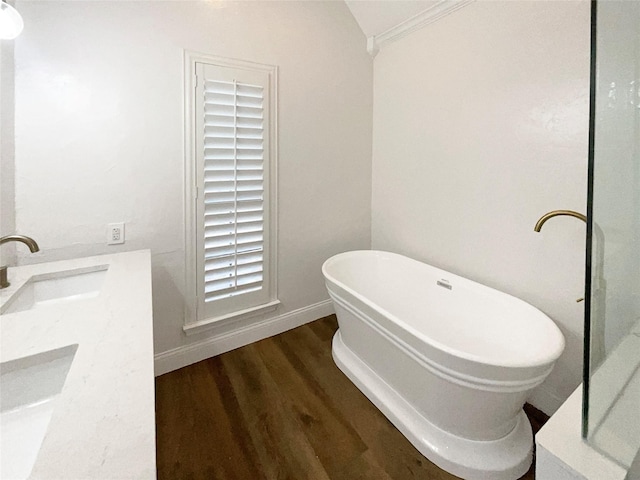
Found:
<box><xmin>583</xmin><ymin>0</ymin><xmax>640</xmax><ymax>472</ymax></box>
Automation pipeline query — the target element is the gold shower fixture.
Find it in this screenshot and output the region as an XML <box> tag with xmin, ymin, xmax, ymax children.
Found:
<box><xmin>534</xmin><ymin>210</ymin><xmax>587</xmax><ymax>232</ymax></box>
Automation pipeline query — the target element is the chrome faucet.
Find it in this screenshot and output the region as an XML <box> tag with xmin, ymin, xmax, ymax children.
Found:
<box><xmin>0</xmin><ymin>235</ymin><xmax>40</xmax><ymax>289</ymax></box>
<box><xmin>534</xmin><ymin>210</ymin><xmax>587</xmax><ymax>232</ymax></box>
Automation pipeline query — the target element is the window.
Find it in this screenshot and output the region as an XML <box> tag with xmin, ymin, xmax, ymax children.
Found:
<box><xmin>184</xmin><ymin>53</ymin><xmax>278</xmax><ymax>332</ymax></box>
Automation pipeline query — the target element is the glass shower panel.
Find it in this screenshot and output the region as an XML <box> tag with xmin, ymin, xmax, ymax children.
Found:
<box><xmin>585</xmin><ymin>0</ymin><xmax>640</xmax><ymax>470</ymax></box>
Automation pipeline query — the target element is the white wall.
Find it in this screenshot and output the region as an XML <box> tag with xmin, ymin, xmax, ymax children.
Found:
<box><xmin>11</xmin><ymin>0</ymin><xmax>372</xmax><ymax>366</ymax></box>
<box><xmin>371</xmin><ymin>0</ymin><xmax>591</xmax><ymax>414</ymax></box>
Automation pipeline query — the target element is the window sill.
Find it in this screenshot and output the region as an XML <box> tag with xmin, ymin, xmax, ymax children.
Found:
<box><xmin>183</xmin><ymin>300</ymin><xmax>281</xmax><ymax>337</ymax></box>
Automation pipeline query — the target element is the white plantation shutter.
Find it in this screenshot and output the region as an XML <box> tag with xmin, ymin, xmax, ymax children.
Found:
<box><xmin>194</xmin><ymin>62</ymin><xmax>276</xmax><ymax>321</ymax></box>
<box><xmin>202</xmin><ymin>78</ymin><xmax>265</xmax><ymax>300</ymax></box>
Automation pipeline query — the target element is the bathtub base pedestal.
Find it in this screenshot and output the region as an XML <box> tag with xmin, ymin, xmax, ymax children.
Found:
<box><xmin>333</xmin><ymin>331</ymin><xmax>533</xmax><ymax>480</ymax></box>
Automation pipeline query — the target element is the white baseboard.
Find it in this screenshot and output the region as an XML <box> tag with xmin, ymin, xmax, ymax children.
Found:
<box><xmin>154</xmin><ymin>299</ymin><xmax>335</xmax><ymax>376</ymax></box>
<box><xmin>528</xmin><ymin>384</ymin><xmax>566</xmax><ymax>417</ymax></box>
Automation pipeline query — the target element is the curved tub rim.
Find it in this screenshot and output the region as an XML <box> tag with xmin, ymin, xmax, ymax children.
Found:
<box><xmin>322</xmin><ymin>249</ymin><xmax>566</xmax><ymax>370</ymax></box>
<box><xmin>330</xmin><ymin>289</ymin><xmax>554</xmax><ymax>392</ymax></box>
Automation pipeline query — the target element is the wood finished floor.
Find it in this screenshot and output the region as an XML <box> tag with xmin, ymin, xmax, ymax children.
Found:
<box><xmin>155</xmin><ymin>315</ymin><xmax>548</xmax><ymax>480</ymax></box>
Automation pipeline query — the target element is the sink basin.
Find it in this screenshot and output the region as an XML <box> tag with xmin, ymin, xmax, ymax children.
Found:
<box><xmin>0</xmin><ymin>345</ymin><xmax>78</xmax><ymax>480</ymax></box>
<box><xmin>1</xmin><ymin>265</ymin><xmax>109</xmax><ymax>315</ymax></box>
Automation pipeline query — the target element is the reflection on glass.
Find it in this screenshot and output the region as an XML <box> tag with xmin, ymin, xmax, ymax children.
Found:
<box><xmin>584</xmin><ymin>0</ymin><xmax>640</xmax><ymax>471</ymax></box>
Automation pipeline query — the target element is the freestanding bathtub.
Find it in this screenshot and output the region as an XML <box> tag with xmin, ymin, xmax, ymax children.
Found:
<box><xmin>322</xmin><ymin>250</ymin><xmax>565</xmax><ymax>480</ymax></box>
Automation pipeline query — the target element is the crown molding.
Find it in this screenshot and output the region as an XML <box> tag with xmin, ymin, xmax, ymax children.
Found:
<box><xmin>367</xmin><ymin>0</ymin><xmax>476</xmax><ymax>57</ymax></box>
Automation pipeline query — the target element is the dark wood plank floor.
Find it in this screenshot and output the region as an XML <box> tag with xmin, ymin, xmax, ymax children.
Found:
<box><xmin>156</xmin><ymin>315</ymin><xmax>548</xmax><ymax>480</ymax></box>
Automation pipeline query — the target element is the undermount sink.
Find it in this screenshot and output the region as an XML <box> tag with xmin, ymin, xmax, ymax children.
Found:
<box><xmin>0</xmin><ymin>345</ymin><xmax>78</xmax><ymax>480</ymax></box>
<box><xmin>1</xmin><ymin>265</ymin><xmax>109</xmax><ymax>315</ymax></box>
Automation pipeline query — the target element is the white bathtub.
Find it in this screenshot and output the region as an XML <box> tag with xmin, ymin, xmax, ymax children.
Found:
<box><xmin>322</xmin><ymin>250</ymin><xmax>565</xmax><ymax>480</ymax></box>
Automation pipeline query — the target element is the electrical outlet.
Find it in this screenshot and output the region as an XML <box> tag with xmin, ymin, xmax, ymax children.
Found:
<box><xmin>107</xmin><ymin>223</ymin><xmax>125</xmax><ymax>245</ymax></box>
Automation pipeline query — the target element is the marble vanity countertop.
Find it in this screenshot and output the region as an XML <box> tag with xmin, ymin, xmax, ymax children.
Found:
<box><xmin>0</xmin><ymin>250</ymin><xmax>156</xmax><ymax>479</ymax></box>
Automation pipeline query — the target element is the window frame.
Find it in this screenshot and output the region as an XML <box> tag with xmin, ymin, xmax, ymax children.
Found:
<box><xmin>183</xmin><ymin>51</ymin><xmax>279</xmax><ymax>335</ymax></box>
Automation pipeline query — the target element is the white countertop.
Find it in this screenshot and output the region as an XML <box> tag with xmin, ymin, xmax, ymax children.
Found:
<box><xmin>0</xmin><ymin>250</ymin><xmax>156</xmax><ymax>479</ymax></box>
